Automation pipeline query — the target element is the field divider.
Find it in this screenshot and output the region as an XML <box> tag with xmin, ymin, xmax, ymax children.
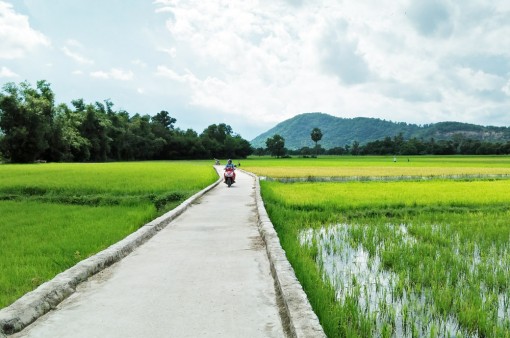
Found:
<box><xmin>0</xmin><ymin>172</ymin><xmax>223</xmax><ymax>336</ymax></box>
<box><xmin>264</xmin><ymin>173</ymin><xmax>510</xmax><ymax>183</ymax></box>
<box><xmin>241</xmin><ymin>169</ymin><xmax>327</xmax><ymax>338</ymax></box>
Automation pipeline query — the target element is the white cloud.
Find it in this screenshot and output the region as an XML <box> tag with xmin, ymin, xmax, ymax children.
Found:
<box><xmin>157</xmin><ymin>47</ymin><xmax>177</xmax><ymax>58</ymax></box>
<box><xmin>65</xmin><ymin>39</ymin><xmax>83</xmax><ymax>48</ymax></box>
<box><xmin>132</xmin><ymin>59</ymin><xmax>148</xmax><ymax>68</ymax></box>
<box><xmin>90</xmin><ymin>70</ymin><xmax>109</xmax><ymax>79</ymax></box>
<box><xmin>455</xmin><ymin>67</ymin><xmax>505</xmax><ymax>92</ymax></box>
<box><xmin>156</xmin><ymin>65</ymin><xmax>195</xmax><ymax>83</ymax></box>
<box><xmin>0</xmin><ymin>66</ymin><xmax>18</xmax><ymax>78</ymax></box>
<box><xmin>61</xmin><ymin>46</ymin><xmax>94</xmax><ymax>64</ymax></box>
<box><xmin>502</xmin><ymin>79</ymin><xmax>510</xmax><ymax>96</ymax></box>
<box><xmin>90</xmin><ymin>68</ymin><xmax>134</xmax><ymax>81</ymax></box>
<box><xmin>151</xmin><ymin>0</ymin><xmax>510</xmax><ymax>130</ymax></box>
<box><xmin>0</xmin><ymin>1</ymin><xmax>50</xmax><ymax>59</ymax></box>
<box><xmin>3</xmin><ymin>0</ymin><xmax>510</xmax><ymax>141</ymax></box>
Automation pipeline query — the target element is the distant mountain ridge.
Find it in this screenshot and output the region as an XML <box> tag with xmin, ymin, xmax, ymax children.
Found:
<box><xmin>250</xmin><ymin>113</ymin><xmax>510</xmax><ymax>150</ymax></box>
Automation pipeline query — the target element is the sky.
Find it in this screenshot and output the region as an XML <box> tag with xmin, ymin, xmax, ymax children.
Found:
<box><xmin>1</xmin><ymin>0</ymin><xmax>510</xmax><ymax>140</ymax></box>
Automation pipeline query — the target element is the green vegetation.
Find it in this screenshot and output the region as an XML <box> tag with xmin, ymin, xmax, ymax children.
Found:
<box><xmin>265</xmin><ymin>134</ymin><xmax>286</xmax><ymax>158</ymax></box>
<box><xmin>0</xmin><ymin>161</ymin><xmax>217</xmax><ymax>308</ymax></box>
<box><xmin>0</xmin><ymin>201</ymin><xmax>153</xmax><ymax>308</ymax></box>
<box><xmin>243</xmin><ymin>155</ymin><xmax>510</xmax><ymax>178</ymax></box>
<box><xmin>310</xmin><ymin>127</ymin><xmax>323</xmax><ymax>156</ymax></box>
<box><xmin>255</xmin><ymin>156</ymin><xmax>510</xmax><ymax>337</ymax></box>
<box><xmin>0</xmin><ymin>80</ymin><xmax>252</xmax><ymax>163</ymax></box>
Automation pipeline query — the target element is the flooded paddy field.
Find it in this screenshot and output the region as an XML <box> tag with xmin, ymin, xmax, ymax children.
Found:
<box><xmin>261</xmin><ymin>178</ymin><xmax>510</xmax><ymax>337</ymax></box>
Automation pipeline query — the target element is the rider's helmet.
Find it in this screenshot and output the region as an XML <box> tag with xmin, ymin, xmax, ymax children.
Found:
<box><xmin>228</xmin><ymin>159</ymin><xmax>232</xmax><ymax>164</ymax></box>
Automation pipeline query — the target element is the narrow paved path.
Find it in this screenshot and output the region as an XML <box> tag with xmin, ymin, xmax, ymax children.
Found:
<box><xmin>14</xmin><ymin>168</ymin><xmax>285</xmax><ymax>338</ymax></box>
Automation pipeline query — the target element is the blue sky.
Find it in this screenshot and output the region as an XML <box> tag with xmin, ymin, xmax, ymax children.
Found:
<box><xmin>1</xmin><ymin>0</ymin><xmax>510</xmax><ymax>140</ymax></box>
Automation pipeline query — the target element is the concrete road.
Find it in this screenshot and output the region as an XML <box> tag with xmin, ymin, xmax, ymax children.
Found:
<box><xmin>13</xmin><ymin>168</ymin><xmax>286</xmax><ymax>338</ymax></box>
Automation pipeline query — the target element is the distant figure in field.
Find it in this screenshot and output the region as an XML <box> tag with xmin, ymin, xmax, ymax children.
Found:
<box><xmin>237</xmin><ymin>162</ymin><xmax>241</xmax><ymax>167</ymax></box>
<box><xmin>393</xmin><ymin>156</ymin><xmax>397</xmax><ymax>162</ymax></box>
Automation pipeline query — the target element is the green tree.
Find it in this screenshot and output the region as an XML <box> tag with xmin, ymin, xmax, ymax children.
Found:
<box><xmin>231</xmin><ymin>135</ymin><xmax>253</xmax><ymax>158</ymax></box>
<box><xmin>310</xmin><ymin>127</ymin><xmax>323</xmax><ymax>156</ymax></box>
<box><xmin>125</xmin><ymin>114</ymin><xmax>161</xmax><ymax>160</ymax></box>
<box><xmin>76</xmin><ymin>101</ymin><xmax>112</xmax><ymax>161</ymax></box>
<box><xmin>53</xmin><ymin>103</ymin><xmax>91</xmax><ymax>161</ymax></box>
<box><xmin>200</xmin><ymin>123</ymin><xmax>232</xmax><ymax>158</ymax></box>
<box><xmin>151</xmin><ymin>110</ymin><xmax>176</xmax><ymax>130</ymax></box>
<box><xmin>254</xmin><ymin>147</ymin><xmax>266</xmax><ymax>156</ymax></box>
<box><xmin>0</xmin><ymin>80</ymin><xmax>55</xmax><ymax>163</ymax></box>
<box><xmin>266</xmin><ymin>134</ymin><xmax>285</xmax><ymax>158</ymax></box>
<box><xmin>351</xmin><ymin>140</ymin><xmax>360</xmax><ymax>155</ymax></box>
<box><xmin>199</xmin><ymin>123</ymin><xmax>251</xmax><ymax>159</ymax></box>
<box><xmin>107</xmin><ymin>110</ymin><xmax>131</xmax><ymax>161</ymax></box>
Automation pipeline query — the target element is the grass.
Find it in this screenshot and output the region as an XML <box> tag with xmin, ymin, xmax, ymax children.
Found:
<box><xmin>244</xmin><ymin>155</ymin><xmax>510</xmax><ymax>178</ymax></box>
<box><xmin>0</xmin><ymin>200</ymin><xmax>154</xmax><ymax>308</ymax></box>
<box><xmin>255</xmin><ymin>156</ymin><xmax>510</xmax><ymax>337</ymax></box>
<box><xmin>0</xmin><ymin>161</ymin><xmax>217</xmax><ymax>195</ymax></box>
<box><xmin>262</xmin><ymin>179</ymin><xmax>510</xmax><ymax>211</ymax></box>
<box><xmin>0</xmin><ymin>161</ymin><xmax>217</xmax><ymax>308</ymax></box>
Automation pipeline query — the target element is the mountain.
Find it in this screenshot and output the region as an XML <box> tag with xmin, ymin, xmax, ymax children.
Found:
<box><xmin>250</xmin><ymin>113</ymin><xmax>510</xmax><ymax>150</ymax></box>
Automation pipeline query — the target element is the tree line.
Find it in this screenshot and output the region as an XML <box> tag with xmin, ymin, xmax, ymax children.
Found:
<box><xmin>0</xmin><ymin>80</ymin><xmax>252</xmax><ymax>163</ymax></box>
<box><xmin>260</xmin><ymin>130</ymin><xmax>510</xmax><ymax>157</ymax></box>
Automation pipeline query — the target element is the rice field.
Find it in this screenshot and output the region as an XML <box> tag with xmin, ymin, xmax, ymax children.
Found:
<box><xmin>0</xmin><ymin>161</ymin><xmax>217</xmax><ymax>308</ymax></box>
<box><xmin>256</xmin><ymin>156</ymin><xmax>510</xmax><ymax>337</ymax></box>
<box><xmin>243</xmin><ymin>156</ymin><xmax>510</xmax><ymax>178</ymax></box>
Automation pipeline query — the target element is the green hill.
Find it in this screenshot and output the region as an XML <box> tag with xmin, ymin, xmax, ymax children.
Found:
<box><xmin>250</xmin><ymin>113</ymin><xmax>510</xmax><ymax>150</ymax></box>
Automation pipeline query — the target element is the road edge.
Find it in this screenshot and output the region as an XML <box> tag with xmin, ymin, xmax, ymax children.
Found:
<box><xmin>248</xmin><ymin>170</ymin><xmax>327</xmax><ymax>338</ymax></box>
<box><xmin>0</xmin><ymin>175</ymin><xmax>222</xmax><ymax>336</ymax></box>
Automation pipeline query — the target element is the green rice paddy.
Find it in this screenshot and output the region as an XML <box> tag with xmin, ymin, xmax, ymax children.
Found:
<box><xmin>257</xmin><ymin>156</ymin><xmax>510</xmax><ymax>337</ymax></box>
<box><xmin>2</xmin><ymin>156</ymin><xmax>510</xmax><ymax>338</ymax></box>
<box><xmin>243</xmin><ymin>156</ymin><xmax>510</xmax><ymax>178</ymax></box>
<box><xmin>0</xmin><ymin>161</ymin><xmax>217</xmax><ymax>308</ymax></box>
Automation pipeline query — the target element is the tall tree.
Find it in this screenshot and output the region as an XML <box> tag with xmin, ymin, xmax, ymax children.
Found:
<box><xmin>266</xmin><ymin>134</ymin><xmax>285</xmax><ymax>158</ymax></box>
<box><xmin>151</xmin><ymin>110</ymin><xmax>176</xmax><ymax>130</ymax></box>
<box><xmin>52</xmin><ymin>103</ymin><xmax>91</xmax><ymax>161</ymax></box>
<box><xmin>200</xmin><ymin>123</ymin><xmax>234</xmax><ymax>158</ymax></box>
<box><xmin>310</xmin><ymin>127</ymin><xmax>323</xmax><ymax>156</ymax></box>
<box><xmin>0</xmin><ymin>80</ymin><xmax>55</xmax><ymax>163</ymax></box>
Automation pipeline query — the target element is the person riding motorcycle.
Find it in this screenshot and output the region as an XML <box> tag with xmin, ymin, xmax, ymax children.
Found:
<box><xmin>224</xmin><ymin>159</ymin><xmax>236</xmax><ymax>184</ymax></box>
<box><xmin>225</xmin><ymin>159</ymin><xmax>235</xmax><ymax>170</ymax></box>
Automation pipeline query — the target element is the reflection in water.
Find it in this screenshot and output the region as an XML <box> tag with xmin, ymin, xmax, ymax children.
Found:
<box><xmin>299</xmin><ymin>224</ymin><xmax>507</xmax><ymax>337</ymax></box>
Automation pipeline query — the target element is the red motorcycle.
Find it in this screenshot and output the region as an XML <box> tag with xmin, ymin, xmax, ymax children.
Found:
<box><xmin>224</xmin><ymin>168</ymin><xmax>236</xmax><ymax>187</ymax></box>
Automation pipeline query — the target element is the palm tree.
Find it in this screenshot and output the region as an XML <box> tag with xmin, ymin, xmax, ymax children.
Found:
<box><xmin>310</xmin><ymin>127</ymin><xmax>323</xmax><ymax>157</ymax></box>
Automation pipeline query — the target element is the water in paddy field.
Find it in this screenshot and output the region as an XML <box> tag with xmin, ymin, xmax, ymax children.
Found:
<box><xmin>299</xmin><ymin>224</ymin><xmax>510</xmax><ymax>337</ymax></box>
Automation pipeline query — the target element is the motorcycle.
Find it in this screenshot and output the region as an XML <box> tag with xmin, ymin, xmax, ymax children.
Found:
<box><xmin>224</xmin><ymin>167</ymin><xmax>236</xmax><ymax>188</ymax></box>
